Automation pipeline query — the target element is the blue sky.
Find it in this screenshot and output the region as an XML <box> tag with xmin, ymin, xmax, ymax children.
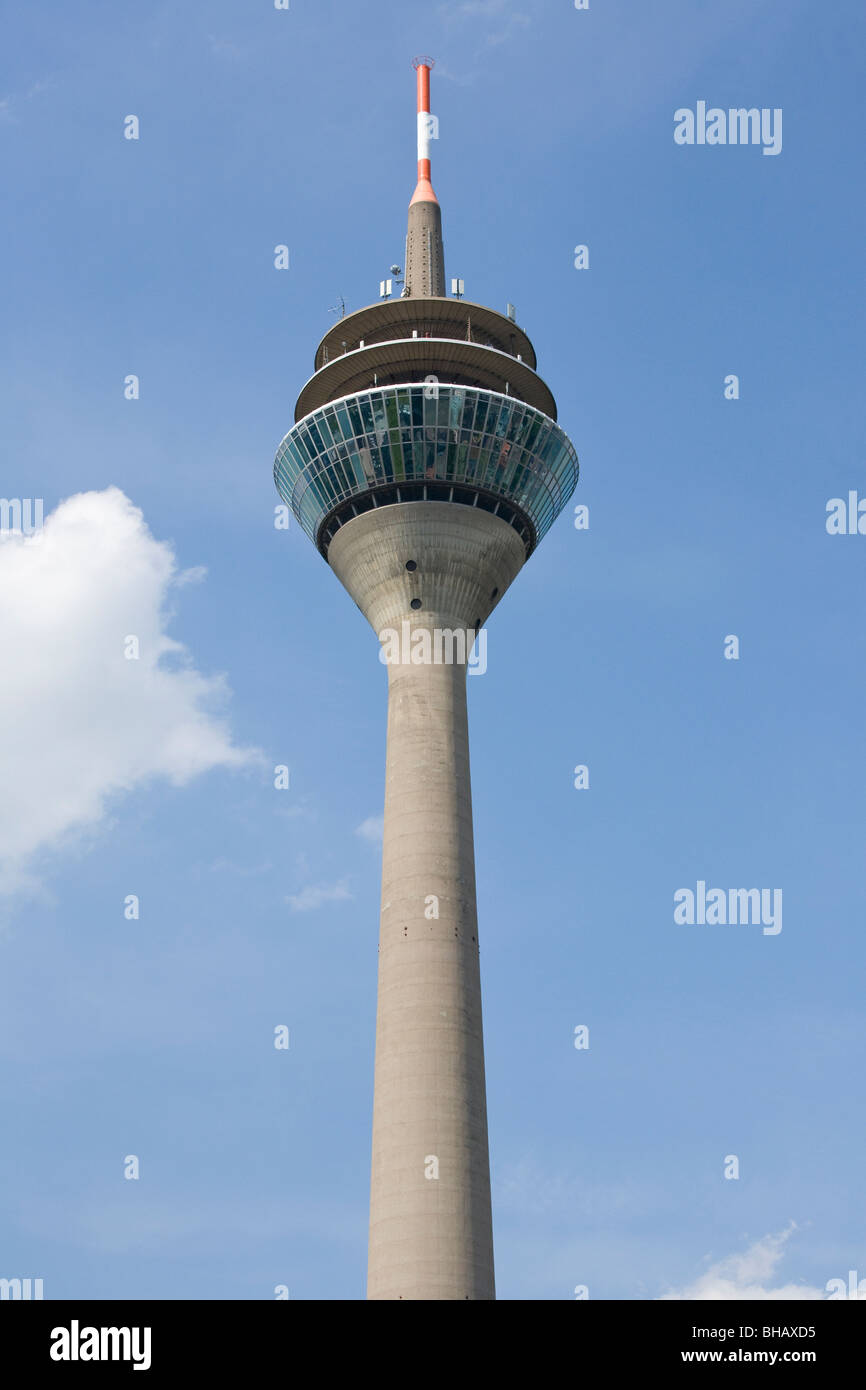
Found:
<box><xmin>1</xmin><ymin>0</ymin><xmax>863</xmax><ymax>1300</ymax></box>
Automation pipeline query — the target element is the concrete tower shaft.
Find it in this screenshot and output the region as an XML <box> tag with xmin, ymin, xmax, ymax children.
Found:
<box><xmin>327</xmin><ymin>501</ymin><xmax>524</xmax><ymax>635</ymax></box>
<box><xmin>328</xmin><ymin>503</ymin><xmax>525</xmax><ymax>1300</ymax></box>
<box><xmin>405</xmin><ymin>200</ymin><xmax>446</xmax><ymax>299</ymax></box>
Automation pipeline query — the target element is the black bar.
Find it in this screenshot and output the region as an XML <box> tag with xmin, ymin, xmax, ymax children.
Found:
<box><xmin>2</xmin><ymin>1298</ymin><xmax>863</xmax><ymax>1377</ymax></box>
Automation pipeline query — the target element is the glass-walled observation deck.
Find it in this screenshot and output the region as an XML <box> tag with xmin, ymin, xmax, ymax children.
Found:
<box><xmin>274</xmin><ymin>384</ymin><xmax>579</xmax><ymax>558</ymax></box>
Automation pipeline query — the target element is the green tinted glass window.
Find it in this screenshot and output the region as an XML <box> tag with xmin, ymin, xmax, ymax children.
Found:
<box><xmin>274</xmin><ymin>384</ymin><xmax>578</xmax><ymax>548</ymax></box>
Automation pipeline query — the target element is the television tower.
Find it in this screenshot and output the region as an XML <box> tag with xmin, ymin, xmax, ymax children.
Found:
<box><xmin>274</xmin><ymin>60</ymin><xmax>578</xmax><ymax>1301</ymax></box>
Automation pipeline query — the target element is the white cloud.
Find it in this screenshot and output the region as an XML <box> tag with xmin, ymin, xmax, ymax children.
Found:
<box><xmin>354</xmin><ymin>815</ymin><xmax>384</xmax><ymax>846</ymax></box>
<box><xmin>207</xmin><ymin>34</ymin><xmax>246</xmax><ymax>60</ymax></box>
<box><xmin>660</xmin><ymin>1227</ymin><xmax>824</xmax><ymax>1301</ymax></box>
<box><xmin>0</xmin><ymin>488</ymin><xmax>257</xmax><ymax>895</ymax></box>
<box><xmin>438</xmin><ymin>0</ymin><xmax>530</xmax><ymax>47</ymax></box>
<box><xmin>174</xmin><ymin>564</ymin><xmax>207</xmax><ymax>587</ymax></box>
<box><xmin>0</xmin><ymin>78</ymin><xmax>54</xmax><ymax>124</ymax></box>
<box><xmin>286</xmin><ymin>881</ymin><xmax>352</xmax><ymax>913</ymax></box>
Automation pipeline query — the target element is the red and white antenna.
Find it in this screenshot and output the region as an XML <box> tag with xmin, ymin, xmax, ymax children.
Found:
<box><xmin>410</xmin><ymin>56</ymin><xmax>438</xmax><ymax>207</ymax></box>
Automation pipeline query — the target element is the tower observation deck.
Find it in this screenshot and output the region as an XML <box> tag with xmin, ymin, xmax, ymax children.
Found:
<box><xmin>273</xmin><ymin>59</ymin><xmax>578</xmax><ymax>1301</ymax></box>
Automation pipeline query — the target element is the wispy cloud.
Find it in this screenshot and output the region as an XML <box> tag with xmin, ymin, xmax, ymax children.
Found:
<box><xmin>437</xmin><ymin>0</ymin><xmax>530</xmax><ymax>49</ymax></box>
<box><xmin>496</xmin><ymin>1156</ymin><xmax>639</xmax><ymax>1222</ymax></box>
<box><xmin>433</xmin><ymin>63</ymin><xmax>479</xmax><ymax>88</ymax></box>
<box><xmin>286</xmin><ymin>881</ymin><xmax>352</xmax><ymax>912</ymax></box>
<box><xmin>354</xmin><ymin>815</ymin><xmax>384</xmax><ymax>846</ymax></box>
<box><xmin>207</xmin><ymin>35</ymin><xmax>246</xmax><ymax>60</ymax></box>
<box><xmin>174</xmin><ymin>564</ymin><xmax>207</xmax><ymax>588</ymax></box>
<box><xmin>660</xmin><ymin>1226</ymin><xmax>824</xmax><ymax>1301</ymax></box>
<box><xmin>207</xmin><ymin>858</ymin><xmax>273</xmax><ymax>877</ymax></box>
<box><xmin>0</xmin><ymin>78</ymin><xmax>54</xmax><ymax>124</ymax></box>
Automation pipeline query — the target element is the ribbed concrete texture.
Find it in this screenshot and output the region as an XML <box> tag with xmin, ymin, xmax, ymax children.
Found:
<box><xmin>405</xmin><ymin>199</ymin><xmax>446</xmax><ymax>298</ymax></box>
<box><xmin>328</xmin><ymin>502</ymin><xmax>526</xmax><ymax>1300</ymax></box>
